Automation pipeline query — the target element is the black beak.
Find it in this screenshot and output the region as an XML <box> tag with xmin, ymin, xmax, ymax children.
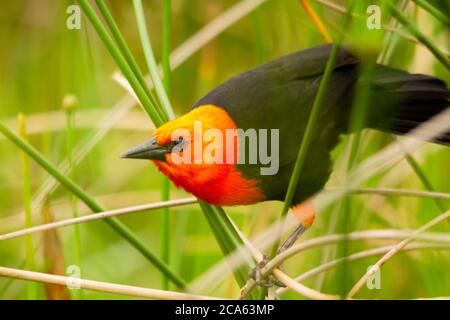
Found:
<box><xmin>121</xmin><ymin>137</ymin><xmax>169</xmax><ymax>161</ymax></box>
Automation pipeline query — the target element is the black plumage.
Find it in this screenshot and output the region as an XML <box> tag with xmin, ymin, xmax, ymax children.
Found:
<box><xmin>193</xmin><ymin>44</ymin><xmax>450</xmax><ymax>204</ymax></box>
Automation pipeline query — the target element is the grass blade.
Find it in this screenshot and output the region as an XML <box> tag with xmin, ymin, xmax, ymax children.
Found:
<box><xmin>63</xmin><ymin>95</ymin><xmax>83</xmax><ymax>299</ymax></box>
<box><xmin>18</xmin><ymin>113</ymin><xmax>38</xmax><ymax>300</ymax></box>
<box><xmin>386</xmin><ymin>1</ymin><xmax>450</xmax><ymax>70</ymax></box>
<box><xmin>160</xmin><ymin>0</ymin><xmax>172</xmax><ymax>291</ymax></box>
<box><xmin>94</xmin><ymin>0</ymin><xmax>167</xmax><ymax>122</ymax></box>
<box><xmin>78</xmin><ymin>0</ymin><xmax>165</xmax><ymax>126</ymax></box>
<box><xmin>396</xmin><ymin>137</ymin><xmax>447</xmax><ymax>212</ymax></box>
<box><xmin>198</xmin><ymin>202</ymin><xmax>256</xmax><ymax>290</ymax></box>
<box><xmin>133</xmin><ymin>0</ymin><xmax>175</xmax><ymax>120</ymax></box>
<box><xmin>412</xmin><ymin>0</ymin><xmax>450</xmax><ymax>28</ymax></box>
<box><xmin>279</xmin><ymin>1</ymin><xmax>355</xmax><ymax>222</ymax></box>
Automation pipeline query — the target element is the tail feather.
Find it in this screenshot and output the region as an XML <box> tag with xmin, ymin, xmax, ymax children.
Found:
<box><xmin>368</xmin><ymin>65</ymin><xmax>450</xmax><ymax>146</ymax></box>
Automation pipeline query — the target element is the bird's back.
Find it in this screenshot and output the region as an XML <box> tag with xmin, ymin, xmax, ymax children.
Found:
<box><xmin>193</xmin><ymin>44</ymin><xmax>359</xmax><ymax>202</ymax></box>
<box><xmin>193</xmin><ymin>44</ymin><xmax>449</xmax><ymax>203</ymax></box>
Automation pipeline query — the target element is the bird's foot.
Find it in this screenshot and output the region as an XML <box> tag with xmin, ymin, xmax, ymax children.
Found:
<box><xmin>248</xmin><ymin>254</ymin><xmax>286</xmax><ymax>288</ymax></box>
<box><xmin>249</xmin><ymin>202</ymin><xmax>316</xmax><ymax>289</ymax></box>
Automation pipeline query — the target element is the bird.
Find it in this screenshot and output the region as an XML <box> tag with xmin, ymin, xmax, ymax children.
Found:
<box><xmin>122</xmin><ymin>44</ymin><xmax>450</xmax><ymax>284</ymax></box>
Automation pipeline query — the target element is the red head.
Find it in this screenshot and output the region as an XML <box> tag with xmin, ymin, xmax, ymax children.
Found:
<box><xmin>122</xmin><ymin>105</ymin><xmax>264</xmax><ymax>205</ymax></box>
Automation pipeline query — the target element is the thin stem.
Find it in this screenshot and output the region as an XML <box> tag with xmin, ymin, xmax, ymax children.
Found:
<box><xmin>198</xmin><ymin>202</ymin><xmax>257</xmax><ymax>292</ymax></box>
<box><xmin>277</xmin><ymin>242</ymin><xmax>450</xmax><ymax>296</ymax></box>
<box><xmin>281</xmin><ymin>1</ymin><xmax>354</xmax><ymax>216</ymax></box>
<box><xmin>272</xmin><ymin>1</ymin><xmax>356</xmax><ymax>257</ymax></box>
<box><xmin>162</xmin><ymin>0</ymin><xmax>172</xmax><ymax>94</ymax></box>
<box><xmin>347</xmin><ymin>209</ymin><xmax>450</xmax><ymax>298</ymax></box>
<box><xmin>327</xmin><ymin>187</ymin><xmax>450</xmax><ymax>201</ymax></box>
<box><xmin>160</xmin><ymin>0</ymin><xmax>172</xmax><ymax>291</ymax></box>
<box><xmin>133</xmin><ymin>0</ymin><xmax>175</xmax><ymax>120</ymax></box>
<box><xmin>312</xmin><ymin>0</ymin><xmax>450</xmax><ymax>56</ymax></box>
<box><xmin>412</xmin><ymin>0</ymin><xmax>450</xmax><ymax>28</ymax></box>
<box><xmin>235</xmin><ymin>223</ymin><xmax>339</xmax><ymax>300</ymax></box>
<box><xmin>0</xmin><ymin>267</ymin><xmax>217</xmax><ymax>300</ymax></box>
<box><xmin>160</xmin><ymin>177</ymin><xmax>171</xmax><ymax>290</ymax></box>
<box><xmin>386</xmin><ymin>1</ymin><xmax>450</xmax><ymax>70</ymax></box>
<box><xmin>394</xmin><ymin>136</ymin><xmax>447</xmax><ymax>212</ymax></box>
<box><xmin>63</xmin><ymin>95</ymin><xmax>83</xmax><ymax>299</ymax></box>
<box><xmin>299</xmin><ymin>0</ymin><xmax>332</xmax><ymax>42</ymax></box>
<box><xmin>94</xmin><ymin>0</ymin><xmax>166</xmax><ymax>122</ymax></box>
<box><xmin>78</xmin><ymin>0</ymin><xmax>165</xmax><ymax>126</ymax></box>
<box><xmin>0</xmin><ymin>197</ymin><xmax>197</xmax><ymax>242</ymax></box>
<box><xmin>18</xmin><ymin>113</ymin><xmax>37</xmax><ymax>300</ymax></box>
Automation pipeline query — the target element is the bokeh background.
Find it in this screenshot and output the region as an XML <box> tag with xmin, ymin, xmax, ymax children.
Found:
<box><xmin>0</xmin><ymin>0</ymin><xmax>449</xmax><ymax>299</ymax></box>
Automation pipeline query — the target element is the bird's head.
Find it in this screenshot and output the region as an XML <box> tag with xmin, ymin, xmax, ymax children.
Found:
<box><xmin>121</xmin><ymin>105</ymin><xmax>263</xmax><ymax>205</ymax></box>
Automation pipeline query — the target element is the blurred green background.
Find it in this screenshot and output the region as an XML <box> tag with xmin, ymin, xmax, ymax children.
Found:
<box><xmin>0</xmin><ymin>0</ymin><xmax>449</xmax><ymax>299</ymax></box>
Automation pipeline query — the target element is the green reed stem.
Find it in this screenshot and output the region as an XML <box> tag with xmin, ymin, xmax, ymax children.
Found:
<box><xmin>276</xmin><ymin>1</ymin><xmax>355</xmax><ymax>239</ymax></box>
<box><xmin>198</xmin><ymin>201</ymin><xmax>256</xmax><ymax>291</ymax></box>
<box><xmin>386</xmin><ymin>1</ymin><xmax>450</xmax><ymax>70</ymax></box>
<box><xmin>0</xmin><ymin>120</ymin><xmax>186</xmax><ymax>289</ymax></box>
<box><xmin>78</xmin><ymin>0</ymin><xmax>165</xmax><ymax>126</ymax></box>
<box><xmin>18</xmin><ymin>113</ymin><xmax>37</xmax><ymax>300</ymax></box>
<box><xmin>160</xmin><ymin>177</ymin><xmax>170</xmax><ymax>290</ymax></box>
<box><xmin>133</xmin><ymin>0</ymin><xmax>175</xmax><ymax>120</ymax></box>
<box><xmin>280</xmin><ymin>15</ymin><xmax>350</xmax><ymax>216</ymax></box>
<box><xmin>412</xmin><ymin>0</ymin><xmax>450</xmax><ymax>28</ymax></box>
<box><xmin>94</xmin><ymin>0</ymin><xmax>166</xmax><ymax>122</ymax></box>
<box><xmin>63</xmin><ymin>97</ymin><xmax>83</xmax><ymax>299</ymax></box>
<box><xmin>396</xmin><ymin>138</ymin><xmax>447</xmax><ymax>212</ymax></box>
<box><xmin>162</xmin><ymin>0</ymin><xmax>172</xmax><ymax>94</ymax></box>
<box><xmin>160</xmin><ymin>0</ymin><xmax>172</xmax><ymax>291</ymax></box>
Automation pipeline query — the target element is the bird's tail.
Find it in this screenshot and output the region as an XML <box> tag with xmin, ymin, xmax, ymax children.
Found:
<box><xmin>366</xmin><ymin>65</ymin><xmax>450</xmax><ymax>146</ymax></box>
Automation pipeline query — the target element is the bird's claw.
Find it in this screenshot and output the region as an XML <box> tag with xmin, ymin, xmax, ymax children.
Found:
<box><xmin>248</xmin><ymin>254</ymin><xmax>286</xmax><ymax>288</ymax></box>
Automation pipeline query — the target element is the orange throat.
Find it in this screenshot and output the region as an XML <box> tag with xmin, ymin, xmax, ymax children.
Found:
<box><xmin>154</xmin><ymin>160</ymin><xmax>264</xmax><ymax>206</ymax></box>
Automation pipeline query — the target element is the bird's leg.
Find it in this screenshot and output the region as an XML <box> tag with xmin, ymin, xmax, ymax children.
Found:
<box><xmin>249</xmin><ymin>201</ymin><xmax>316</xmax><ymax>288</ymax></box>
<box><xmin>276</xmin><ymin>224</ymin><xmax>308</xmax><ymax>255</ymax></box>
<box><xmin>277</xmin><ymin>201</ymin><xmax>316</xmax><ymax>255</ymax></box>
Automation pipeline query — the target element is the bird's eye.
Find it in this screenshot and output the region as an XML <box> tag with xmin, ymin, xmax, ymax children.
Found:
<box><xmin>175</xmin><ymin>136</ymin><xmax>184</xmax><ymax>145</ymax></box>
<box><xmin>170</xmin><ymin>136</ymin><xmax>186</xmax><ymax>152</ymax></box>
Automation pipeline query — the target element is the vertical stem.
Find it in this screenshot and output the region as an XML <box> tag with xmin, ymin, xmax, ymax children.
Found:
<box><xmin>396</xmin><ymin>138</ymin><xmax>447</xmax><ymax>212</ymax></box>
<box><xmin>78</xmin><ymin>0</ymin><xmax>165</xmax><ymax>126</ymax></box>
<box><xmin>338</xmin><ymin>60</ymin><xmax>376</xmax><ymax>296</ymax></box>
<box><xmin>160</xmin><ymin>0</ymin><xmax>172</xmax><ymax>291</ymax></box>
<box><xmin>162</xmin><ymin>0</ymin><xmax>172</xmax><ymax>94</ymax></box>
<box><xmin>133</xmin><ymin>0</ymin><xmax>175</xmax><ymax>120</ymax></box>
<box><xmin>63</xmin><ymin>95</ymin><xmax>83</xmax><ymax>299</ymax></box>
<box><xmin>272</xmin><ymin>1</ymin><xmax>356</xmax><ymax>257</ymax></box>
<box><xmin>94</xmin><ymin>0</ymin><xmax>166</xmax><ymax>122</ymax></box>
<box><xmin>18</xmin><ymin>113</ymin><xmax>37</xmax><ymax>300</ymax></box>
<box><xmin>251</xmin><ymin>6</ymin><xmax>266</xmax><ymax>64</ymax></box>
<box><xmin>161</xmin><ymin>177</ymin><xmax>170</xmax><ymax>290</ymax></box>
